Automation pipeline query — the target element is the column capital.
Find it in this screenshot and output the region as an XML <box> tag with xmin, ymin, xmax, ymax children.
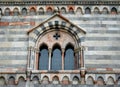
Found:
<box><xmin>48</xmin><ymin>48</ymin><xmax>52</xmax><ymax>52</ymax></box>
<box><xmin>80</xmin><ymin>46</ymin><xmax>85</xmax><ymax>51</ymax></box>
<box><xmin>75</xmin><ymin>46</ymin><xmax>85</xmax><ymax>52</ymax></box>
<box><xmin>62</xmin><ymin>48</ymin><xmax>65</xmax><ymax>52</ymax></box>
<box><xmin>28</xmin><ymin>46</ymin><xmax>39</xmax><ymax>52</ymax></box>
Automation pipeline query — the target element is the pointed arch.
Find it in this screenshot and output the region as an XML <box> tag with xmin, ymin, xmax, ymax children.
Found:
<box><xmin>76</xmin><ymin>7</ymin><xmax>83</xmax><ymax>15</ymax></box>
<box><xmin>102</xmin><ymin>7</ymin><xmax>109</xmax><ymax>14</ymax></box>
<box><xmin>64</xmin><ymin>43</ymin><xmax>74</xmax><ymax>70</ymax></box>
<box><xmin>97</xmin><ymin>76</ymin><xmax>105</xmax><ymax>85</ymax></box>
<box><xmin>8</xmin><ymin>76</ymin><xmax>15</xmax><ymax>85</ymax></box>
<box><xmin>21</xmin><ymin>8</ymin><xmax>27</xmax><ymax>15</ymax></box>
<box><xmin>52</xmin><ymin>76</ymin><xmax>59</xmax><ymax>84</ymax></box>
<box><xmin>85</xmin><ymin>7</ymin><xmax>91</xmax><ymax>14</ymax></box>
<box><xmin>69</xmin><ymin>7</ymin><xmax>74</xmax><ymax>14</ymax></box>
<box><xmin>94</xmin><ymin>7</ymin><xmax>100</xmax><ymax>14</ymax></box>
<box><xmin>51</xmin><ymin>43</ymin><xmax>62</xmax><ymax>70</ymax></box>
<box><xmin>32</xmin><ymin>76</ymin><xmax>39</xmax><ymax>84</ymax></box>
<box><xmin>61</xmin><ymin>7</ymin><xmax>66</xmax><ymax>14</ymax></box>
<box><xmin>30</xmin><ymin>7</ymin><xmax>36</xmax><ymax>15</ymax></box>
<box><xmin>46</xmin><ymin>7</ymin><xmax>53</xmax><ymax>14</ymax></box>
<box><xmin>62</xmin><ymin>76</ymin><xmax>69</xmax><ymax>85</ymax></box>
<box><xmin>18</xmin><ymin>76</ymin><xmax>25</xmax><ymax>85</ymax></box>
<box><xmin>0</xmin><ymin>77</ymin><xmax>6</xmax><ymax>85</ymax></box>
<box><xmin>111</xmin><ymin>7</ymin><xmax>117</xmax><ymax>14</ymax></box>
<box><xmin>72</xmin><ymin>76</ymin><xmax>79</xmax><ymax>84</ymax></box>
<box><xmin>42</xmin><ymin>76</ymin><xmax>49</xmax><ymax>84</ymax></box>
<box><xmin>86</xmin><ymin>76</ymin><xmax>94</xmax><ymax>85</ymax></box>
<box><xmin>39</xmin><ymin>7</ymin><xmax>44</xmax><ymax>15</ymax></box>
<box><xmin>13</xmin><ymin>8</ymin><xmax>19</xmax><ymax>16</ymax></box>
<box><xmin>106</xmin><ymin>76</ymin><xmax>114</xmax><ymax>85</ymax></box>
<box><xmin>4</xmin><ymin>8</ymin><xmax>11</xmax><ymax>16</ymax></box>
<box><xmin>39</xmin><ymin>43</ymin><xmax>49</xmax><ymax>70</ymax></box>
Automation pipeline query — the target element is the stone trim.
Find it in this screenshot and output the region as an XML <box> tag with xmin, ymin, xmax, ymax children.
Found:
<box><xmin>0</xmin><ymin>1</ymin><xmax>120</xmax><ymax>6</ymax></box>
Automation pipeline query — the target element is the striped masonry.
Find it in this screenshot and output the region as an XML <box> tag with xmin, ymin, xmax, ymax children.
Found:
<box><xmin>0</xmin><ymin>14</ymin><xmax>120</xmax><ymax>71</ymax></box>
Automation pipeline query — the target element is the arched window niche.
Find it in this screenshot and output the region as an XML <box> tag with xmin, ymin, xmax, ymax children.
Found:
<box><xmin>39</xmin><ymin>7</ymin><xmax>44</xmax><ymax>15</ymax></box>
<box><xmin>0</xmin><ymin>77</ymin><xmax>6</xmax><ymax>86</ymax></box>
<box><xmin>52</xmin><ymin>76</ymin><xmax>59</xmax><ymax>84</ymax></box>
<box><xmin>39</xmin><ymin>43</ymin><xmax>49</xmax><ymax>70</ymax></box>
<box><xmin>13</xmin><ymin>8</ymin><xmax>19</xmax><ymax>16</ymax></box>
<box><xmin>21</xmin><ymin>8</ymin><xmax>27</xmax><ymax>16</ymax></box>
<box><xmin>61</xmin><ymin>7</ymin><xmax>66</xmax><ymax>14</ymax></box>
<box><xmin>86</xmin><ymin>76</ymin><xmax>94</xmax><ymax>85</ymax></box>
<box><xmin>85</xmin><ymin>7</ymin><xmax>91</xmax><ymax>14</ymax></box>
<box><xmin>29</xmin><ymin>7</ymin><xmax>36</xmax><ymax>16</ymax></box>
<box><xmin>4</xmin><ymin>8</ymin><xmax>11</xmax><ymax>16</ymax></box>
<box><xmin>64</xmin><ymin>43</ymin><xmax>74</xmax><ymax>70</ymax></box>
<box><xmin>97</xmin><ymin>76</ymin><xmax>105</xmax><ymax>85</ymax></box>
<box><xmin>8</xmin><ymin>76</ymin><xmax>15</xmax><ymax>85</ymax></box>
<box><xmin>18</xmin><ymin>76</ymin><xmax>25</xmax><ymax>85</ymax></box>
<box><xmin>34</xmin><ymin>30</ymin><xmax>83</xmax><ymax>71</ymax></box>
<box><xmin>51</xmin><ymin>43</ymin><xmax>62</xmax><ymax>70</ymax></box>
<box><xmin>102</xmin><ymin>7</ymin><xmax>109</xmax><ymax>14</ymax></box>
<box><xmin>111</xmin><ymin>7</ymin><xmax>117</xmax><ymax>15</ymax></box>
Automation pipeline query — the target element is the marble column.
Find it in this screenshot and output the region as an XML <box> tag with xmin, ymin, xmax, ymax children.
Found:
<box><xmin>62</xmin><ymin>48</ymin><xmax>65</xmax><ymax>70</ymax></box>
<box><xmin>80</xmin><ymin>46</ymin><xmax>85</xmax><ymax>68</ymax></box>
<box><xmin>48</xmin><ymin>48</ymin><xmax>52</xmax><ymax>70</ymax></box>
<box><xmin>27</xmin><ymin>47</ymin><xmax>32</xmax><ymax>69</ymax></box>
<box><xmin>35</xmin><ymin>48</ymin><xmax>39</xmax><ymax>70</ymax></box>
<box><xmin>80</xmin><ymin>46</ymin><xmax>86</xmax><ymax>84</ymax></box>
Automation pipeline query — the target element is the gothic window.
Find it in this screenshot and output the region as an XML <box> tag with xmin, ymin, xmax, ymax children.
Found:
<box><xmin>13</xmin><ymin>8</ymin><xmax>19</xmax><ymax>16</ymax></box>
<box><xmin>61</xmin><ymin>7</ymin><xmax>66</xmax><ymax>14</ymax></box>
<box><xmin>62</xmin><ymin>76</ymin><xmax>69</xmax><ymax>85</ymax></box>
<box><xmin>30</xmin><ymin>7</ymin><xmax>36</xmax><ymax>15</ymax></box>
<box><xmin>102</xmin><ymin>7</ymin><xmax>109</xmax><ymax>14</ymax></box>
<box><xmin>64</xmin><ymin>43</ymin><xmax>74</xmax><ymax>70</ymax></box>
<box><xmin>39</xmin><ymin>44</ymin><xmax>49</xmax><ymax>70</ymax></box>
<box><xmin>97</xmin><ymin>76</ymin><xmax>104</xmax><ymax>85</ymax></box>
<box><xmin>111</xmin><ymin>7</ymin><xmax>117</xmax><ymax>14</ymax></box>
<box><xmin>85</xmin><ymin>7</ymin><xmax>91</xmax><ymax>14</ymax></box>
<box><xmin>52</xmin><ymin>76</ymin><xmax>59</xmax><ymax>84</ymax></box>
<box><xmin>69</xmin><ymin>7</ymin><xmax>74</xmax><ymax>14</ymax></box>
<box><xmin>106</xmin><ymin>76</ymin><xmax>114</xmax><ymax>85</ymax></box>
<box><xmin>21</xmin><ymin>8</ymin><xmax>27</xmax><ymax>16</ymax></box>
<box><xmin>72</xmin><ymin>76</ymin><xmax>79</xmax><ymax>85</ymax></box>
<box><xmin>94</xmin><ymin>7</ymin><xmax>100</xmax><ymax>14</ymax></box>
<box><xmin>51</xmin><ymin>44</ymin><xmax>62</xmax><ymax>70</ymax></box>
<box><xmin>42</xmin><ymin>76</ymin><xmax>49</xmax><ymax>84</ymax></box>
<box><xmin>0</xmin><ymin>77</ymin><xmax>5</xmax><ymax>85</ymax></box>
<box><xmin>32</xmin><ymin>76</ymin><xmax>39</xmax><ymax>84</ymax></box>
<box><xmin>8</xmin><ymin>76</ymin><xmax>15</xmax><ymax>85</ymax></box>
<box><xmin>39</xmin><ymin>7</ymin><xmax>44</xmax><ymax>15</ymax></box>
<box><xmin>4</xmin><ymin>8</ymin><xmax>10</xmax><ymax>16</ymax></box>
<box><xmin>18</xmin><ymin>76</ymin><xmax>25</xmax><ymax>85</ymax></box>
<box><xmin>86</xmin><ymin>76</ymin><xmax>94</xmax><ymax>85</ymax></box>
<box><xmin>76</xmin><ymin>7</ymin><xmax>83</xmax><ymax>15</ymax></box>
<box><xmin>46</xmin><ymin>7</ymin><xmax>53</xmax><ymax>15</ymax></box>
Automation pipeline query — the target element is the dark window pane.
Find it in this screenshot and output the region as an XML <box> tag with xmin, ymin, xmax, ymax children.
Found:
<box><xmin>51</xmin><ymin>49</ymin><xmax>62</xmax><ymax>70</ymax></box>
<box><xmin>39</xmin><ymin>49</ymin><xmax>49</xmax><ymax>70</ymax></box>
<box><xmin>65</xmin><ymin>48</ymin><xmax>74</xmax><ymax>70</ymax></box>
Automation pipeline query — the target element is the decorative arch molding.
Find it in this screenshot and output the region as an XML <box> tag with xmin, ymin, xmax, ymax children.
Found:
<box><xmin>27</xmin><ymin>13</ymin><xmax>86</xmax><ymax>71</ymax></box>
<box><xmin>27</xmin><ymin>13</ymin><xmax>86</xmax><ymax>48</ymax></box>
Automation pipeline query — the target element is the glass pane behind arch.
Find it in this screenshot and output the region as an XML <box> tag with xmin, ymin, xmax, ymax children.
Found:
<box><xmin>65</xmin><ymin>49</ymin><xmax>74</xmax><ymax>70</ymax></box>
<box><xmin>51</xmin><ymin>49</ymin><xmax>62</xmax><ymax>70</ymax></box>
<box><xmin>39</xmin><ymin>49</ymin><xmax>49</xmax><ymax>70</ymax></box>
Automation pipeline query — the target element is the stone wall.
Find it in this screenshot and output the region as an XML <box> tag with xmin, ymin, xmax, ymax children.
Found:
<box><xmin>0</xmin><ymin>4</ymin><xmax>120</xmax><ymax>85</ymax></box>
